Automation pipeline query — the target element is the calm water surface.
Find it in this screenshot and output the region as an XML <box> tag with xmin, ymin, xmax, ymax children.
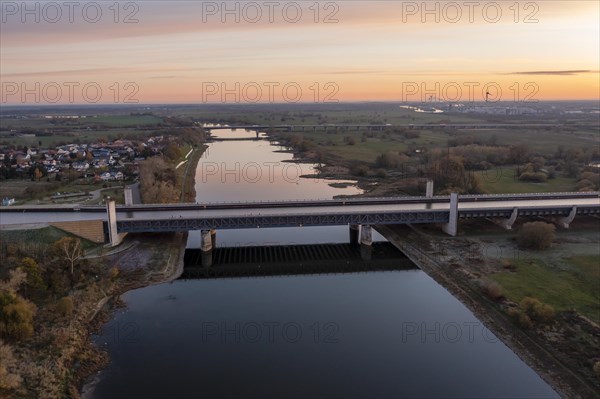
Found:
<box><xmin>89</xmin><ymin>130</ymin><xmax>558</xmax><ymax>398</ymax></box>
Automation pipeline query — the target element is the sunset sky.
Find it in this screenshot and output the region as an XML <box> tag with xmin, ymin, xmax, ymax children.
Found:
<box><xmin>1</xmin><ymin>0</ymin><xmax>598</xmax><ymax>104</ymax></box>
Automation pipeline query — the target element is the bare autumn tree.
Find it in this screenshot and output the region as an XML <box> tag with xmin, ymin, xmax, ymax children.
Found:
<box><xmin>53</xmin><ymin>237</ymin><xmax>83</xmax><ymax>275</ymax></box>
<box><xmin>0</xmin><ymin>339</ymin><xmax>23</xmax><ymax>389</ymax></box>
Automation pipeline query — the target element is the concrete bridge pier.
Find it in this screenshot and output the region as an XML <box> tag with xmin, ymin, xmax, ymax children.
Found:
<box><xmin>557</xmin><ymin>206</ymin><xmax>577</xmax><ymax>228</ymax></box>
<box><xmin>491</xmin><ymin>208</ymin><xmax>519</xmax><ymax>230</ymax></box>
<box><xmin>201</xmin><ymin>230</ymin><xmax>214</xmax><ymax>267</ymax></box>
<box><xmin>349</xmin><ymin>224</ymin><xmax>360</xmax><ymax>245</ymax></box>
<box><xmin>124</xmin><ymin>187</ymin><xmax>133</xmax><ymax>206</ymax></box>
<box><xmin>106</xmin><ymin>198</ymin><xmax>126</xmax><ymax>247</ymax></box>
<box><xmin>360</xmin><ymin>225</ymin><xmax>373</xmax><ymax>261</ymax></box>
<box><xmin>442</xmin><ymin>193</ymin><xmax>459</xmax><ymax>237</ymax></box>
<box><xmin>426</xmin><ymin>180</ymin><xmax>434</xmax><ymax>198</ymax></box>
<box><xmin>360</xmin><ymin>225</ymin><xmax>373</xmax><ymax>246</ymax></box>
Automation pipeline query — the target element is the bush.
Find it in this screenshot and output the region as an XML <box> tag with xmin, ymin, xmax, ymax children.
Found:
<box><xmin>520</xmin><ymin>297</ymin><xmax>555</xmax><ymax>324</ymax></box>
<box><xmin>109</xmin><ymin>266</ymin><xmax>120</xmax><ymax>280</ymax></box>
<box><xmin>518</xmin><ymin>222</ymin><xmax>555</xmax><ymax>250</ymax></box>
<box><xmin>56</xmin><ymin>296</ymin><xmax>74</xmax><ymax>318</ymax></box>
<box><xmin>481</xmin><ymin>280</ymin><xmax>503</xmax><ymax>301</ymax></box>
<box><xmin>507</xmin><ymin>308</ymin><xmax>533</xmax><ymax>329</ymax></box>
<box><xmin>351</xmin><ymin>165</ymin><xmax>369</xmax><ymax>177</ymax></box>
<box><xmin>518</xmin><ymin>172</ymin><xmax>547</xmax><ymax>182</ymax></box>
<box><xmin>501</xmin><ymin>259</ymin><xmax>517</xmax><ymax>271</ymax></box>
<box><xmin>18</xmin><ymin>257</ymin><xmax>46</xmax><ymax>298</ymax></box>
<box><xmin>0</xmin><ymin>292</ymin><xmax>37</xmax><ymax>341</ymax></box>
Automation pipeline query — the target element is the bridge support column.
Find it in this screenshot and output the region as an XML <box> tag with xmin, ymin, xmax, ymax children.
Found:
<box><xmin>491</xmin><ymin>208</ymin><xmax>518</xmax><ymax>230</ymax></box>
<box><xmin>557</xmin><ymin>206</ymin><xmax>577</xmax><ymax>229</ymax></box>
<box><xmin>106</xmin><ymin>198</ymin><xmax>125</xmax><ymax>247</ymax></box>
<box><xmin>442</xmin><ymin>193</ymin><xmax>459</xmax><ymax>237</ymax></box>
<box><xmin>360</xmin><ymin>225</ymin><xmax>372</xmax><ymax>246</ymax></box>
<box><xmin>349</xmin><ymin>224</ymin><xmax>360</xmax><ymax>245</ymax></box>
<box><xmin>360</xmin><ymin>225</ymin><xmax>373</xmax><ymax>261</ymax></box>
<box><xmin>201</xmin><ymin>230</ymin><xmax>214</xmax><ymax>267</ymax></box>
<box><xmin>124</xmin><ymin>187</ymin><xmax>133</xmax><ymax>206</ymax></box>
<box><xmin>426</xmin><ymin>180</ymin><xmax>434</xmax><ymax>198</ymax></box>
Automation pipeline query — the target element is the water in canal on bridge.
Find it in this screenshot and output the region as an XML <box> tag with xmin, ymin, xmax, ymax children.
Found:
<box><xmin>88</xmin><ymin>129</ymin><xmax>558</xmax><ymax>398</ymax></box>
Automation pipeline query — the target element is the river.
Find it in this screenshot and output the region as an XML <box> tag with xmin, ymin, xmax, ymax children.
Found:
<box><xmin>88</xmin><ymin>129</ymin><xmax>558</xmax><ymax>398</ymax></box>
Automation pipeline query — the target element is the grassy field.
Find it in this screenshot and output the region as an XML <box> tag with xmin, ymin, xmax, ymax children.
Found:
<box><xmin>464</xmin><ymin>128</ymin><xmax>599</xmax><ymax>155</ymax></box>
<box><xmin>88</xmin><ymin>115</ymin><xmax>163</xmax><ymax>127</ymax></box>
<box><xmin>0</xmin><ymin>226</ymin><xmax>97</xmax><ymax>252</ymax></box>
<box><xmin>0</xmin><ymin>226</ymin><xmax>69</xmax><ymax>245</ymax></box>
<box><xmin>491</xmin><ymin>255</ymin><xmax>600</xmax><ymax>324</ymax></box>
<box><xmin>182</xmin><ymin>105</ymin><xmax>485</xmax><ymax>125</ymax></box>
<box><xmin>0</xmin><ymin>128</ymin><xmax>154</xmax><ymax>147</ymax></box>
<box><xmin>479</xmin><ymin>167</ymin><xmax>577</xmax><ymax>193</ymax></box>
<box><xmin>91</xmin><ymin>188</ymin><xmax>125</xmax><ymax>204</ymax></box>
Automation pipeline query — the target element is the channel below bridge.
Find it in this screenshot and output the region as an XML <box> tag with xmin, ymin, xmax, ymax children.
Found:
<box><xmin>1</xmin><ymin>192</ymin><xmax>599</xmax><ymax>252</ymax></box>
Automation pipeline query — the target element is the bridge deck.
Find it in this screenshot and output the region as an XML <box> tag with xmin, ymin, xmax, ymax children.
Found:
<box><xmin>1</xmin><ymin>193</ymin><xmax>598</xmax><ymax>232</ymax></box>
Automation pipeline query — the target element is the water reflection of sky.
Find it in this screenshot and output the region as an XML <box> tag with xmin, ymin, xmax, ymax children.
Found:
<box><xmin>189</xmin><ymin>132</ymin><xmax>374</xmax><ymax>247</ymax></box>
<box><xmin>91</xmin><ymin>271</ymin><xmax>559</xmax><ymax>399</ymax></box>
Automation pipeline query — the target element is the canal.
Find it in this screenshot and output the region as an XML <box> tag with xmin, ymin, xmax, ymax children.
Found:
<box><xmin>87</xmin><ymin>129</ymin><xmax>558</xmax><ymax>398</ymax></box>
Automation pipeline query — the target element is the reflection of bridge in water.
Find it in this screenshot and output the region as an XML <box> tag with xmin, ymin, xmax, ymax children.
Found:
<box><xmin>182</xmin><ymin>242</ymin><xmax>415</xmax><ymax>279</ymax></box>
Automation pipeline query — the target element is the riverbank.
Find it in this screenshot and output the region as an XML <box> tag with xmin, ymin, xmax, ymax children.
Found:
<box><xmin>77</xmin><ymin>146</ymin><xmax>205</xmax><ymax>398</ymax></box>
<box><xmin>0</xmin><ymin>143</ymin><xmax>205</xmax><ymax>399</ymax></box>
<box><xmin>78</xmin><ymin>232</ymin><xmax>188</xmax><ymax>398</ymax></box>
<box><xmin>376</xmin><ymin>223</ymin><xmax>600</xmax><ymax>399</ymax></box>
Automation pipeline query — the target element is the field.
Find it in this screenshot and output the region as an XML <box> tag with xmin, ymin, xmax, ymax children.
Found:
<box><xmin>479</xmin><ymin>167</ymin><xmax>577</xmax><ymax>193</ymax></box>
<box><xmin>86</xmin><ymin>115</ymin><xmax>163</xmax><ymax>127</ymax></box>
<box><xmin>0</xmin><ymin>226</ymin><xmax>97</xmax><ymax>257</ymax></box>
<box><xmin>0</xmin><ymin>130</ymin><xmax>155</xmax><ymax>147</ymax></box>
<box><xmin>463</xmin><ymin>127</ymin><xmax>599</xmax><ymax>155</ymax></box>
<box><xmin>0</xmin><ymin>113</ymin><xmax>163</xmax><ymax>146</ymax></box>
<box><xmin>491</xmin><ymin>255</ymin><xmax>600</xmax><ymax>324</ymax></box>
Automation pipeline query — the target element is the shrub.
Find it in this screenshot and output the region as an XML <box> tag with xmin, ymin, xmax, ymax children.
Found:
<box><xmin>501</xmin><ymin>259</ymin><xmax>517</xmax><ymax>271</ymax></box>
<box><xmin>518</xmin><ymin>222</ymin><xmax>555</xmax><ymax>250</ymax></box>
<box><xmin>56</xmin><ymin>296</ymin><xmax>74</xmax><ymax>318</ymax></box>
<box><xmin>507</xmin><ymin>308</ymin><xmax>533</xmax><ymax>329</ymax></box>
<box><xmin>520</xmin><ymin>297</ymin><xmax>555</xmax><ymax>324</ymax></box>
<box><xmin>18</xmin><ymin>257</ymin><xmax>46</xmax><ymax>298</ymax></box>
<box><xmin>481</xmin><ymin>280</ymin><xmax>503</xmax><ymax>301</ymax></box>
<box><xmin>0</xmin><ymin>292</ymin><xmax>37</xmax><ymax>341</ymax></box>
<box><xmin>109</xmin><ymin>266</ymin><xmax>120</xmax><ymax>280</ymax></box>
<box><xmin>351</xmin><ymin>165</ymin><xmax>369</xmax><ymax>177</ymax></box>
<box><xmin>518</xmin><ymin>172</ymin><xmax>547</xmax><ymax>182</ymax></box>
